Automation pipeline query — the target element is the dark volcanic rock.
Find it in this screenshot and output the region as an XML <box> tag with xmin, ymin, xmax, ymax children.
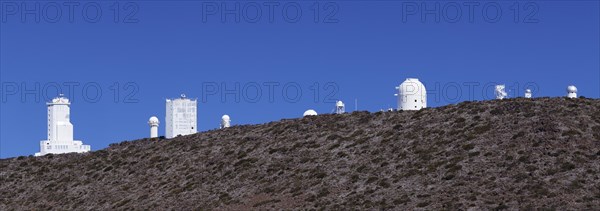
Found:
<box><xmin>1</xmin><ymin>97</ymin><xmax>600</xmax><ymax>210</ymax></box>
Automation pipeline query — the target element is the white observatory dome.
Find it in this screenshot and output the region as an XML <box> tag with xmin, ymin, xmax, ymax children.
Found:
<box><xmin>303</xmin><ymin>109</ymin><xmax>318</xmax><ymax>117</ymax></box>
<box><xmin>567</xmin><ymin>85</ymin><xmax>578</xmax><ymax>98</ymax></box>
<box><xmin>335</xmin><ymin>100</ymin><xmax>345</xmax><ymax>114</ymax></box>
<box><xmin>495</xmin><ymin>85</ymin><xmax>508</xmax><ymax>100</ymax></box>
<box><xmin>524</xmin><ymin>89</ymin><xmax>532</xmax><ymax>98</ymax></box>
<box><xmin>221</xmin><ymin>114</ymin><xmax>231</xmax><ymax>129</ymax></box>
<box><xmin>396</xmin><ymin>78</ymin><xmax>427</xmax><ymax>110</ymax></box>
<box><xmin>148</xmin><ymin>116</ymin><xmax>160</xmax><ymax>125</ymax></box>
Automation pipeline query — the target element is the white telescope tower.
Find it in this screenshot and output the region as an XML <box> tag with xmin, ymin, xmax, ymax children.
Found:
<box><xmin>221</xmin><ymin>115</ymin><xmax>231</xmax><ymax>129</ymax></box>
<box><xmin>395</xmin><ymin>78</ymin><xmax>427</xmax><ymax>111</ymax></box>
<box><xmin>35</xmin><ymin>94</ymin><xmax>91</xmax><ymax>156</ymax></box>
<box><xmin>148</xmin><ymin>116</ymin><xmax>160</xmax><ymax>138</ymax></box>
<box><xmin>495</xmin><ymin>85</ymin><xmax>508</xmax><ymax>100</ymax></box>
<box><xmin>166</xmin><ymin>94</ymin><xmax>197</xmax><ymax>138</ymax></box>
<box><xmin>335</xmin><ymin>101</ymin><xmax>345</xmax><ymax>114</ymax></box>
<box><xmin>524</xmin><ymin>89</ymin><xmax>532</xmax><ymax>99</ymax></box>
<box><xmin>567</xmin><ymin>85</ymin><xmax>577</xmax><ymax>98</ymax></box>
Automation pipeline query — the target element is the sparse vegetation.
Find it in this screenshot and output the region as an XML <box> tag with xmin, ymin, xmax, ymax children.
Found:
<box><xmin>1</xmin><ymin>98</ymin><xmax>599</xmax><ymax>210</ymax></box>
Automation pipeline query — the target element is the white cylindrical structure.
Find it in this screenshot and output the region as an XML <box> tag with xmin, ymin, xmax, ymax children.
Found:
<box><xmin>567</xmin><ymin>85</ymin><xmax>577</xmax><ymax>98</ymax></box>
<box><xmin>303</xmin><ymin>109</ymin><xmax>318</xmax><ymax>117</ymax></box>
<box><xmin>221</xmin><ymin>115</ymin><xmax>231</xmax><ymax>129</ymax></box>
<box><xmin>335</xmin><ymin>101</ymin><xmax>345</xmax><ymax>114</ymax></box>
<box><xmin>148</xmin><ymin>116</ymin><xmax>160</xmax><ymax>138</ymax></box>
<box><xmin>524</xmin><ymin>89</ymin><xmax>532</xmax><ymax>99</ymax></box>
<box><xmin>396</xmin><ymin>78</ymin><xmax>427</xmax><ymax>110</ymax></box>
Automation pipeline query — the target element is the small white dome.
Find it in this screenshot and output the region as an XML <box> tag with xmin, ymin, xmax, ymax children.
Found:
<box><xmin>222</xmin><ymin>115</ymin><xmax>230</xmax><ymax>120</ymax></box>
<box><xmin>567</xmin><ymin>85</ymin><xmax>577</xmax><ymax>93</ymax></box>
<box><xmin>525</xmin><ymin>89</ymin><xmax>532</xmax><ymax>93</ymax></box>
<box><xmin>336</xmin><ymin>101</ymin><xmax>344</xmax><ymax>107</ymax></box>
<box><xmin>303</xmin><ymin>109</ymin><xmax>318</xmax><ymax>117</ymax></box>
<box><xmin>148</xmin><ymin>116</ymin><xmax>159</xmax><ymax>124</ymax></box>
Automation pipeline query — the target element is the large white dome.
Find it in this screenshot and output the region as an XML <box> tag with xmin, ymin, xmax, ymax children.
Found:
<box><xmin>303</xmin><ymin>109</ymin><xmax>318</xmax><ymax>117</ymax></box>
<box><xmin>222</xmin><ymin>115</ymin><xmax>230</xmax><ymax>120</ymax></box>
<box><xmin>398</xmin><ymin>78</ymin><xmax>426</xmax><ymax>95</ymax></box>
<box><xmin>567</xmin><ymin>85</ymin><xmax>577</xmax><ymax>93</ymax></box>
<box><xmin>396</xmin><ymin>78</ymin><xmax>427</xmax><ymax>111</ymax></box>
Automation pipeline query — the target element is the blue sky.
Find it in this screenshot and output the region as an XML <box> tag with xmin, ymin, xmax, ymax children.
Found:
<box><xmin>1</xmin><ymin>1</ymin><xmax>599</xmax><ymax>158</ymax></box>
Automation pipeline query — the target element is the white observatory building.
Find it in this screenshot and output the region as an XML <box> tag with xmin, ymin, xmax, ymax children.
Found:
<box><xmin>166</xmin><ymin>94</ymin><xmax>197</xmax><ymax>138</ymax></box>
<box><xmin>148</xmin><ymin>116</ymin><xmax>159</xmax><ymax>138</ymax></box>
<box><xmin>395</xmin><ymin>78</ymin><xmax>427</xmax><ymax>110</ymax></box>
<box><xmin>524</xmin><ymin>89</ymin><xmax>532</xmax><ymax>98</ymax></box>
<box><xmin>495</xmin><ymin>85</ymin><xmax>508</xmax><ymax>100</ymax></box>
<box><xmin>220</xmin><ymin>115</ymin><xmax>231</xmax><ymax>129</ymax></box>
<box><xmin>303</xmin><ymin>109</ymin><xmax>318</xmax><ymax>117</ymax></box>
<box><xmin>35</xmin><ymin>94</ymin><xmax>91</xmax><ymax>156</ymax></box>
<box><xmin>567</xmin><ymin>85</ymin><xmax>577</xmax><ymax>98</ymax></box>
<box><xmin>335</xmin><ymin>101</ymin><xmax>345</xmax><ymax>114</ymax></box>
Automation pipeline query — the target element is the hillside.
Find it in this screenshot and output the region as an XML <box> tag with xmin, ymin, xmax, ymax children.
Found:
<box><xmin>1</xmin><ymin>97</ymin><xmax>600</xmax><ymax>210</ymax></box>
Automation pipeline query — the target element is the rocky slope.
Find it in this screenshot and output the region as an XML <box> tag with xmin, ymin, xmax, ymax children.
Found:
<box><xmin>1</xmin><ymin>97</ymin><xmax>600</xmax><ymax>210</ymax></box>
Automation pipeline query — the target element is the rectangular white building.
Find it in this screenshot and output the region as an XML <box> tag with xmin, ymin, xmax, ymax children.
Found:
<box><xmin>166</xmin><ymin>94</ymin><xmax>197</xmax><ymax>138</ymax></box>
<box><xmin>35</xmin><ymin>95</ymin><xmax>90</xmax><ymax>156</ymax></box>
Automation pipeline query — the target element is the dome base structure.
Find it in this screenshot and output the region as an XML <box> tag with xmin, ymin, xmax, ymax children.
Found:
<box><xmin>35</xmin><ymin>140</ymin><xmax>91</xmax><ymax>157</ymax></box>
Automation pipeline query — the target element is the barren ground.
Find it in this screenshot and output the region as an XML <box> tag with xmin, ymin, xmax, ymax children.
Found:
<box><xmin>1</xmin><ymin>97</ymin><xmax>600</xmax><ymax>210</ymax></box>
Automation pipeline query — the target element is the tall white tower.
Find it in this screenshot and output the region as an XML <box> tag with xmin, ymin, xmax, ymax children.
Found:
<box><xmin>335</xmin><ymin>101</ymin><xmax>345</xmax><ymax>114</ymax></box>
<box><xmin>524</xmin><ymin>89</ymin><xmax>532</xmax><ymax>98</ymax></box>
<box><xmin>495</xmin><ymin>85</ymin><xmax>508</xmax><ymax>100</ymax></box>
<box><xmin>395</xmin><ymin>78</ymin><xmax>427</xmax><ymax>110</ymax></box>
<box><xmin>35</xmin><ymin>94</ymin><xmax>91</xmax><ymax>156</ymax></box>
<box><xmin>165</xmin><ymin>94</ymin><xmax>197</xmax><ymax>138</ymax></box>
<box><xmin>148</xmin><ymin>116</ymin><xmax>159</xmax><ymax>138</ymax></box>
<box><xmin>567</xmin><ymin>85</ymin><xmax>577</xmax><ymax>98</ymax></box>
<box><xmin>221</xmin><ymin>115</ymin><xmax>231</xmax><ymax>129</ymax></box>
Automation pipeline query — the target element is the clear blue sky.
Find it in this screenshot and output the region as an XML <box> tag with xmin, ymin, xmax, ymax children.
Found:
<box><xmin>1</xmin><ymin>1</ymin><xmax>599</xmax><ymax>158</ymax></box>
